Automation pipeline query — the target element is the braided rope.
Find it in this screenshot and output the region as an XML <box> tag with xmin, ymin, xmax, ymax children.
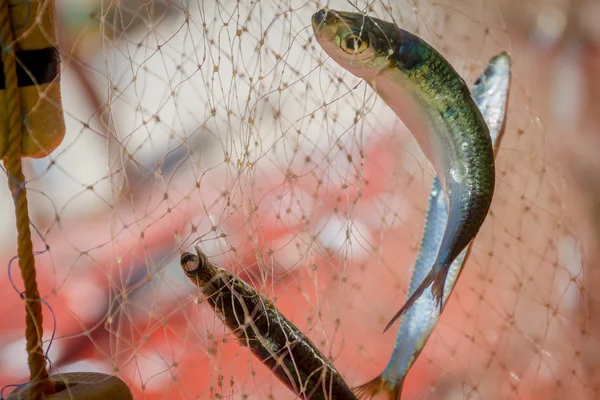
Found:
<box><xmin>0</xmin><ymin>1</ymin><xmax>53</xmax><ymax>398</ymax></box>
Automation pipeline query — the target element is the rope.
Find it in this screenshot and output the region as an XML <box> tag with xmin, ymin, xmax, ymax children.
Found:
<box><xmin>0</xmin><ymin>1</ymin><xmax>53</xmax><ymax>398</ymax></box>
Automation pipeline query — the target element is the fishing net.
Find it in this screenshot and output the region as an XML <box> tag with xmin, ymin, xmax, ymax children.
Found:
<box><xmin>1</xmin><ymin>0</ymin><xmax>597</xmax><ymax>399</ymax></box>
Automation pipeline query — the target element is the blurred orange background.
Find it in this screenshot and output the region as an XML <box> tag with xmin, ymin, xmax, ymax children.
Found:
<box><xmin>2</xmin><ymin>0</ymin><xmax>600</xmax><ymax>399</ymax></box>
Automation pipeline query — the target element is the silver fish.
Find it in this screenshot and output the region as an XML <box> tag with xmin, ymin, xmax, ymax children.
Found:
<box><xmin>354</xmin><ymin>52</ymin><xmax>511</xmax><ymax>399</ymax></box>
<box><xmin>181</xmin><ymin>247</ymin><xmax>358</xmax><ymax>400</ymax></box>
<box><xmin>311</xmin><ymin>9</ymin><xmax>497</xmax><ymax>329</ymax></box>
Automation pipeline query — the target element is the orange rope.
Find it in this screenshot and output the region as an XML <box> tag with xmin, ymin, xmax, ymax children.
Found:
<box><xmin>0</xmin><ymin>1</ymin><xmax>53</xmax><ymax>398</ymax></box>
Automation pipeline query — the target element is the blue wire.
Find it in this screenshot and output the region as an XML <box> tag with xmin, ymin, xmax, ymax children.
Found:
<box><xmin>0</xmin><ymin>383</ymin><xmax>27</xmax><ymax>400</ymax></box>
<box><xmin>8</xmin><ymin>0</ymin><xmax>30</xmax><ymax>31</ymax></box>
<box><xmin>0</xmin><ymin>295</ymin><xmax>55</xmax><ymax>399</ymax></box>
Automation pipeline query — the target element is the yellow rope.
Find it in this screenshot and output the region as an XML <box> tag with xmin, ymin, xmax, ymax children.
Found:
<box><xmin>0</xmin><ymin>1</ymin><xmax>53</xmax><ymax>398</ymax></box>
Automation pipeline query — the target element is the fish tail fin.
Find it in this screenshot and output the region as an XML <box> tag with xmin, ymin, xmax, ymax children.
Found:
<box><xmin>354</xmin><ymin>375</ymin><xmax>404</xmax><ymax>400</ymax></box>
<box><xmin>383</xmin><ymin>266</ymin><xmax>448</xmax><ymax>333</ymax></box>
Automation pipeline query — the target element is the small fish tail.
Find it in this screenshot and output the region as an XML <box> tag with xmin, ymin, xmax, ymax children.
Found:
<box><xmin>383</xmin><ymin>268</ymin><xmax>440</xmax><ymax>333</ymax></box>
<box><xmin>354</xmin><ymin>375</ymin><xmax>403</xmax><ymax>400</ymax></box>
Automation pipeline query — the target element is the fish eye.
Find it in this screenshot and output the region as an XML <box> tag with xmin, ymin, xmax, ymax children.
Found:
<box><xmin>341</xmin><ymin>34</ymin><xmax>367</xmax><ymax>54</ymax></box>
<box><xmin>474</xmin><ymin>76</ymin><xmax>485</xmax><ymax>86</ymax></box>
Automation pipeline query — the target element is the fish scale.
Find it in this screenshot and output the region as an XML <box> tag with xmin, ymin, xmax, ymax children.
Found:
<box><xmin>357</xmin><ymin>52</ymin><xmax>511</xmax><ymax>400</ymax></box>
<box><xmin>181</xmin><ymin>247</ymin><xmax>358</xmax><ymax>400</ymax></box>
<box><xmin>311</xmin><ymin>9</ymin><xmax>495</xmax><ymax>331</ymax></box>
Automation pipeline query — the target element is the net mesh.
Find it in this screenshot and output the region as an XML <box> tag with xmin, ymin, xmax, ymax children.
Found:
<box><xmin>1</xmin><ymin>0</ymin><xmax>596</xmax><ymax>399</ymax></box>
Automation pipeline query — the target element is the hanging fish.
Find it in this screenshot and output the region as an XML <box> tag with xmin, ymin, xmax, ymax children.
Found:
<box><xmin>354</xmin><ymin>52</ymin><xmax>512</xmax><ymax>399</ymax></box>
<box><xmin>181</xmin><ymin>247</ymin><xmax>358</xmax><ymax>400</ymax></box>
<box><xmin>311</xmin><ymin>8</ymin><xmax>496</xmax><ymax>332</ymax></box>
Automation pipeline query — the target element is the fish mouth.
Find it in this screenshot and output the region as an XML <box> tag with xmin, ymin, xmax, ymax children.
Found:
<box><xmin>489</xmin><ymin>51</ymin><xmax>511</xmax><ymax>69</ymax></box>
<box><xmin>181</xmin><ymin>252</ymin><xmax>201</xmax><ymax>276</ymax></box>
<box><xmin>311</xmin><ymin>8</ymin><xmax>338</xmax><ymax>41</ymax></box>
<box><xmin>311</xmin><ymin>8</ymin><xmax>328</xmax><ymax>26</ymax></box>
<box><xmin>312</xmin><ymin>8</ymin><xmax>369</xmax><ymax>29</ymax></box>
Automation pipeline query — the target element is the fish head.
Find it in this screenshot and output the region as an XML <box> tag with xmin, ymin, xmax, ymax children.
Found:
<box><xmin>471</xmin><ymin>51</ymin><xmax>511</xmax><ymax>99</ymax></box>
<box><xmin>312</xmin><ymin>8</ymin><xmax>401</xmax><ymax>81</ymax></box>
<box><xmin>181</xmin><ymin>246</ymin><xmax>221</xmax><ymax>293</ymax></box>
<box><xmin>181</xmin><ymin>246</ymin><xmax>253</xmax><ymax>298</ymax></box>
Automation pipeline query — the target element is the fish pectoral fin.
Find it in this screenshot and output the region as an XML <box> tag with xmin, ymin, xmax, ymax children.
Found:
<box><xmin>383</xmin><ymin>267</ymin><xmax>444</xmax><ymax>333</ymax></box>
<box><xmin>430</xmin><ymin>266</ymin><xmax>450</xmax><ymax>308</ymax></box>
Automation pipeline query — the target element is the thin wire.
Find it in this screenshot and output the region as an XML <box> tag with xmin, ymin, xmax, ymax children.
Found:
<box><xmin>7</xmin><ymin>0</ymin><xmax>30</xmax><ymax>31</ymax></box>
<box><xmin>1</xmin><ymin>227</ymin><xmax>53</xmax><ymax>400</ymax></box>
<box><xmin>0</xmin><ymin>297</ymin><xmax>56</xmax><ymax>400</ymax></box>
